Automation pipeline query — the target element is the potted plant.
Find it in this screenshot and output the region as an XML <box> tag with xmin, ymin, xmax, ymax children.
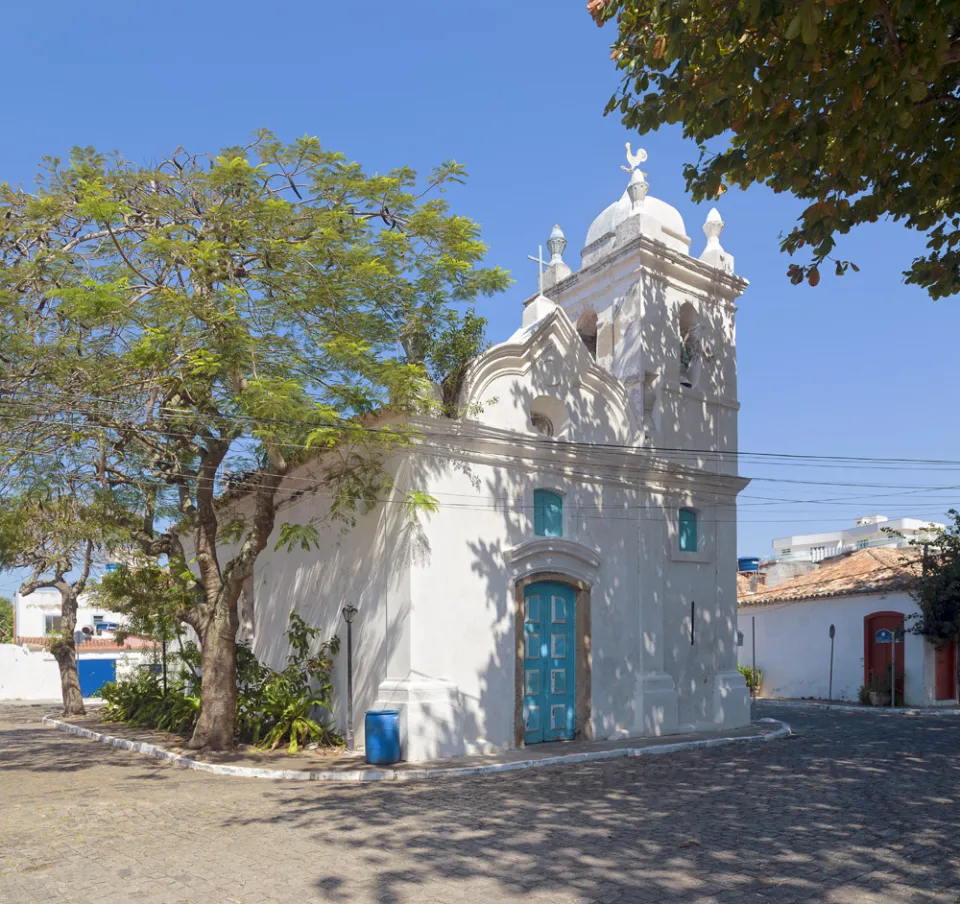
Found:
<box><xmin>866</xmin><ymin>672</ymin><xmax>892</xmax><ymax>706</ymax></box>
<box><xmin>738</xmin><ymin>664</ymin><xmax>762</xmax><ymax>696</ymax></box>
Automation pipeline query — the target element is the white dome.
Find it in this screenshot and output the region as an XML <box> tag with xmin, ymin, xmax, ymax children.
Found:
<box><xmin>584</xmin><ymin>189</ymin><xmax>688</xmax><ymax>248</ymax></box>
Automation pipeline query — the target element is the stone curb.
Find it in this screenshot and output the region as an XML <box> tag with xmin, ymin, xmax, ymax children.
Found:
<box><xmin>760</xmin><ymin>700</ymin><xmax>960</xmax><ymax>716</ymax></box>
<box><xmin>41</xmin><ymin>716</ymin><xmax>791</xmax><ymax>782</ymax></box>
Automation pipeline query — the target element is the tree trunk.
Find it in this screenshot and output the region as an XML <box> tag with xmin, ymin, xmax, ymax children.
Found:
<box><xmin>52</xmin><ymin>638</ymin><xmax>85</xmax><ymax>716</ymax></box>
<box><xmin>187</xmin><ymin>617</ymin><xmax>238</xmax><ymax>750</ymax></box>
<box><xmin>54</xmin><ymin>588</ymin><xmax>85</xmax><ymax>716</ymax></box>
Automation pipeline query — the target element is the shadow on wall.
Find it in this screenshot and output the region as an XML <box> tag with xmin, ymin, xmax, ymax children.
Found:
<box><xmin>247</xmin><ymin>261</ymin><xmax>744</xmax><ymax>750</ymax></box>
<box><xmin>219</xmin><ymin>711</ymin><xmax>960</xmax><ymax>903</ymax></box>
<box><xmin>464</xmin><ymin>463</ymin><xmax>637</xmax><ymax>744</ymax></box>
<box><xmin>249</xmin><ymin>459</ymin><xmax>430</xmax><ymax>744</ymax></box>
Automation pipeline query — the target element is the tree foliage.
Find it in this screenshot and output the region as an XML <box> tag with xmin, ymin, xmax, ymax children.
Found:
<box><xmin>0</xmin><ymin>596</ymin><xmax>12</xmax><ymax>643</ymax></box>
<box><xmin>590</xmin><ymin>0</ymin><xmax>960</xmax><ymax>297</ymax></box>
<box><xmin>908</xmin><ymin>509</ymin><xmax>960</xmax><ymax>644</ymax></box>
<box><xmin>0</xmin><ymin>131</ymin><xmax>508</xmax><ymax>747</ymax></box>
<box><xmin>0</xmin><ymin>474</ymin><xmax>119</xmax><ymax>714</ymax></box>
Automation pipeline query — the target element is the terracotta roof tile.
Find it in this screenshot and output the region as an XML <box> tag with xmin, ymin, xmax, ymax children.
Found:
<box><xmin>16</xmin><ymin>635</ymin><xmax>158</xmax><ymax>653</ymax></box>
<box><xmin>738</xmin><ymin>547</ymin><xmax>921</xmax><ymax>607</ymax></box>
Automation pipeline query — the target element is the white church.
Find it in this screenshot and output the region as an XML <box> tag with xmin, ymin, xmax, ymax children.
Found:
<box><xmin>238</xmin><ymin>150</ymin><xmax>753</xmax><ymax>760</ymax></box>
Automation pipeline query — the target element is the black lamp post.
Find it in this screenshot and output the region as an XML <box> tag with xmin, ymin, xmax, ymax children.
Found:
<box><xmin>341</xmin><ymin>603</ymin><xmax>358</xmax><ymax>751</ymax></box>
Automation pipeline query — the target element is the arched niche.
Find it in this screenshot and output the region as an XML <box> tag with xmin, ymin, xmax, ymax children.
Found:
<box><xmin>678</xmin><ymin>301</ymin><xmax>702</xmax><ymax>389</ymax></box>
<box><xmin>529</xmin><ymin>394</ymin><xmax>568</xmax><ymax>438</ymax></box>
<box><xmin>576</xmin><ymin>310</ymin><xmax>598</xmax><ymax>360</ymax></box>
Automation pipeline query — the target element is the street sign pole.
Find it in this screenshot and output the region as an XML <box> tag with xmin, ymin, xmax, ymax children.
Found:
<box><xmin>828</xmin><ymin>624</ymin><xmax>836</xmax><ymax>701</ymax></box>
<box><xmin>891</xmin><ymin>633</ymin><xmax>896</xmax><ymax>710</ymax></box>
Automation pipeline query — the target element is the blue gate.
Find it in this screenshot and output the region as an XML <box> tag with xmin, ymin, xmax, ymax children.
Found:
<box><xmin>78</xmin><ymin>658</ymin><xmax>117</xmax><ymax>697</ymax></box>
<box><xmin>523</xmin><ymin>581</ymin><xmax>576</xmax><ymax>744</ymax></box>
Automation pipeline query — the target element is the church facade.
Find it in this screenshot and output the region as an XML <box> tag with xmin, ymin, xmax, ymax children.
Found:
<box><xmin>236</xmin><ymin>156</ymin><xmax>752</xmax><ymax>760</ymax></box>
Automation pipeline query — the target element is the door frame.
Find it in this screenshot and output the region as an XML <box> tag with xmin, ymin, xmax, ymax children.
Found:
<box><xmin>863</xmin><ymin>610</ymin><xmax>906</xmax><ymax>695</ymax></box>
<box><xmin>513</xmin><ymin>572</ymin><xmax>592</xmax><ymax>747</ymax></box>
<box><xmin>934</xmin><ymin>637</ymin><xmax>958</xmax><ymax>701</ymax></box>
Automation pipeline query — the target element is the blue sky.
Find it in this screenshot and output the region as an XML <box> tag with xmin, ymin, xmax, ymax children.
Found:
<box><xmin>2</xmin><ymin>0</ymin><xmax>958</xmax><ymax>584</ymax></box>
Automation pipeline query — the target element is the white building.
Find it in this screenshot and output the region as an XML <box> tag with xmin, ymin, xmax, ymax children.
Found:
<box><xmin>738</xmin><ymin>548</ymin><xmax>958</xmax><ymax>706</ymax></box>
<box><xmin>226</xmin><ymin>153</ymin><xmax>753</xmax><ymax>761</ymax></box>
<box><xmin>13</xmin><ymin>588</ymin><xmax>127</xmax><ymax>641</ymax></box>
<box><xmin>772</xmin><ymin>515</ymin><xmax>943</xmax><ymax>564</ymax></box>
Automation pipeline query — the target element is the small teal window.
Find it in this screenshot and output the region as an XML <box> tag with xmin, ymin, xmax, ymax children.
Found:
<box><xmin>679</xmin><ymin>508</ymin><xmax>698</xmax><ymax>552</ymax></box>
<box><xmin>534</xmin><ymin>490</ymin><xmax>563</xmax><ymax>538</ymax></box>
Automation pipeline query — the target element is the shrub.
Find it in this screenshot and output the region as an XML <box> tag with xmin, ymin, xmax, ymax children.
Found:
<box><xmin>98</xmin><ymin>613</ymin><xmax>341</xmax><ymax>754</ymax></box>
<box><xmin>99</xmin><ymin>668</ymin><xmax>201</xmax><ymax>735</ymax></box>
<box><xmin>244</xmin><ymin>613</ymin><xmax>342</xmax><ymax>754</ymax></box>
<box><xmin>738</xmin><ymin>664</ymin><xmax>762</xmax><ymax>692</ymax></box>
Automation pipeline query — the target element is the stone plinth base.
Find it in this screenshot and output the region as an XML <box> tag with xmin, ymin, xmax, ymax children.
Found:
<box><xmin>713</xmin><ymin>669</ymin><xmax>751</xmax><ymax>729</ymax></box>
<box><xmin>633</xmin><ymin>671</ymin><xmax>680</xmax><ymax>737</ymax></box>
<box><xmin>374</xmin><ymin>677</ymin><xmax>464</xmax><ymax>762</ymax></box>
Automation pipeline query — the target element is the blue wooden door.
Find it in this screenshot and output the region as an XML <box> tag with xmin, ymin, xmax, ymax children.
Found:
<box><xmin>78</xmin><ymin>658</ymin><xmax>117</xmax><ymax>697</ymax></box>
<box><xmin>523</xmin><ymin>581</ymin><xmax>576</xmax><ymax>744</ymax></box>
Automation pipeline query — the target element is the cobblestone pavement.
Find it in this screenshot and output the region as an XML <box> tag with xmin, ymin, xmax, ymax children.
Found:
<box><xmin>1</xmin><ymin>702</ymin><xmax>958</xmax><ymax>904</ymax></box>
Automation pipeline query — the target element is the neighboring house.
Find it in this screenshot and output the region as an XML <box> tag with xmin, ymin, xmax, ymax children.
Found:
<box><xmin>738</xmin><ymin>548</ymin><xmax>958</xmax><ymax>706</ymax></box>
<box><xmin>13</xmin><ymin>587</ymin><xmax>127</xmax><ymax>639</ymax></box>
<box><xmin>222</xmin><ymin>153</ymin><xmax>753</xmax><ymax>761</ymax></box>
<box><xmin>0</xmin><ymin>588</ymin><xmax>146</xmax><ymax>700</ymax></box>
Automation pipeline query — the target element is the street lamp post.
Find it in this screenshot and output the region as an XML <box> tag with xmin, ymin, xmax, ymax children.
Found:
<box><xmin>341</xmin><ymin>603</ymin><xmax>358</xmax><ymax>751</ymax></box>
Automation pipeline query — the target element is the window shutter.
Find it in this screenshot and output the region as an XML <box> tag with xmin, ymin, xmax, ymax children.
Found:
<box><xmin>534</xmin><ymin>490</ymin><xmax>563</xmax><ymax>538</ymax></box>
<box><xmin>679</xmin><ymin>508</ymin><xmax>698</xmax><ymax>552</ymax></box>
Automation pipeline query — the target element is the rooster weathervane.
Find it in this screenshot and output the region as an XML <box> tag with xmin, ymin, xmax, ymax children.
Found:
<box><xmin>622</xmin><ymin>142</ymin><xmax>647</xmax><ymax>178</ymax></box>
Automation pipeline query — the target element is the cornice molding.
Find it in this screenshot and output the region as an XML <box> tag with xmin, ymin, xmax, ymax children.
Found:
<box><xmin>503</xmin><ymin>537</ymin><xmax>602</xmax><ymax>587</ymax></box>
<box><xmin>408</xmin><ymin>416</ymin><xmax>750</xmax><ymax>499</ymax></box>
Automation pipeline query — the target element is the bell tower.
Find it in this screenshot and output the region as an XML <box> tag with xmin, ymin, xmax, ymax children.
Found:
<box><xmin>525</xmin><ymin>148</ymin><xmax>747</xmax><ymax>464</ymax></box>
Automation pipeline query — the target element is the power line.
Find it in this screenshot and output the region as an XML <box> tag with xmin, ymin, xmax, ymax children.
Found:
<box><xmin>4</xmin><ymin>393</ymin><xmax>960</xmax><ymax>469</ymax></box>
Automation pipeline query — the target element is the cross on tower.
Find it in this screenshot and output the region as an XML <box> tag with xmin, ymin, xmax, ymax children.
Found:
<box><xmin>527</xmin><ymin>244</ymin><xmax>549</xmax><ymax>295</ymax></box>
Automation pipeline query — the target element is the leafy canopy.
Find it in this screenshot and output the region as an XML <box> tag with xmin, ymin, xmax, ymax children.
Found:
<box><xmin>591</xmin><ymin>0</ymin><xmax>960</xmax><ymax>297</ymax></box>
<box><xmin>908</xmin><ymin>509</ymin><xmax>960</xmax><ymax>644</ymax></box>
<box><xmin>0</xmin><ymin>131</ymin><xmax>508</xmax><ymax>748</ymax></box>
<box><xmin>0</xmin><ymin>596</ymin><xmax>12</xmax><ymax>642</ymax></box>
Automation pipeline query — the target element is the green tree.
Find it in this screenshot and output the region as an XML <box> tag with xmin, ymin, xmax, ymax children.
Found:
<box><xmin>908</xmin><ymin>510</ymin><xmax>960</xmax><ymax>647</ymax></box>
<box><xmin>0</xmin><ymin>484</ymin><xmax>111</xmax><ymax>715</ymax></box>
<box><xmin>0</xmin><ymin>596</ymin><xmax>12</xmax><ymax>643</ymax></box>
<box><xmin>0</xmin><ymin>131</ymin><xmax>507</xmax><ymax>749</ymax></box>
<box><xmin>590</xmin><ymin>0</ymin><xmax>960</xmax><ymax>297</ymax></box>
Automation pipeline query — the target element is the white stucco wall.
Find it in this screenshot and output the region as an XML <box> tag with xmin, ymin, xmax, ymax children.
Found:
<box><xmin>0</xmin><ymin>644</ymin><xmax>146</xmax><ymax>700</ymax></box>
<box><xmin>235</xmin><ymin>420</ymin><xmax>749</xmax><ymax>761</ymax></box>
<box><xmin>738</xmin><ymin>592</ymin><xmax>945</xmax><ymax>705</ymax></box>
<box><xmin>403</xmin><ymin>445</ymin><xmax>746</xmax><ymax>752</ymax></box>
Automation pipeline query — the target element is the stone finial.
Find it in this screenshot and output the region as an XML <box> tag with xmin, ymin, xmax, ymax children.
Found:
<box><xmin>699</xmin><ymin>207</ymin><xmax>734</xmax><ymax>274</ymax></box>
<box><xmin>704</xmin><ymin>208</ymin><xmax>724</xmax><ymax>245</ymax></box>
<box><xmin>547</xmin><ymin>224</ymin><xmax>567</xmax><ymax>265</ymax></box>
<box><xmin>627</xmin><ymin>167</ymin><xmax>649</xmax><ymax>210</ymax></box>
<box><xmin>542</xmin><ymin>224</ymin><xmax>572</xmax><ymax>291</ymax></box>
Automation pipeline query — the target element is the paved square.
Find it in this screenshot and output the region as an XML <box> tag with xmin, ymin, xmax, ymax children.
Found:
<box><xmin>1</xmin><ymin>702</ymin><xmax>958</xmax><ymax>903</ymax></box>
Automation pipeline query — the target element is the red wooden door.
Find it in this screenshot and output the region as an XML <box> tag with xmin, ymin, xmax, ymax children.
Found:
<box><xmin>864</xmin><ymin>612</ymin><xmax>905</xmax><ymax>700</ymax></box>
<box><xmin>935</xmin><ymin>640</ymin><xmax>957</xmax><ymax>701</ymax></box>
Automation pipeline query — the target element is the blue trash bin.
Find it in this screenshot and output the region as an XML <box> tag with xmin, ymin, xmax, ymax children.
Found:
<box><xmin>365</xmin><ymin>709</ymin><xmax>401</xmax><ymax>765</ymax></box>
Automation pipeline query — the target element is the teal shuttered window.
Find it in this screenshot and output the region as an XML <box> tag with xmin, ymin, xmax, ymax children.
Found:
<box><xmin>679</xmin><ymin>508</ymin><xmax>698</xmax><ymax>552</ymax></box>
<box><xmin>534</xmin><ymin>490</ymin><xmax>563</xmax><ymax>538</ymax></box>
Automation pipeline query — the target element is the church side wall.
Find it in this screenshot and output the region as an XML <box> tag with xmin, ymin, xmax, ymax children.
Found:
<box><xmin>226</xmin><ymin>455</ymin><xmax>414</xmax><ymax>750</ymax></box>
